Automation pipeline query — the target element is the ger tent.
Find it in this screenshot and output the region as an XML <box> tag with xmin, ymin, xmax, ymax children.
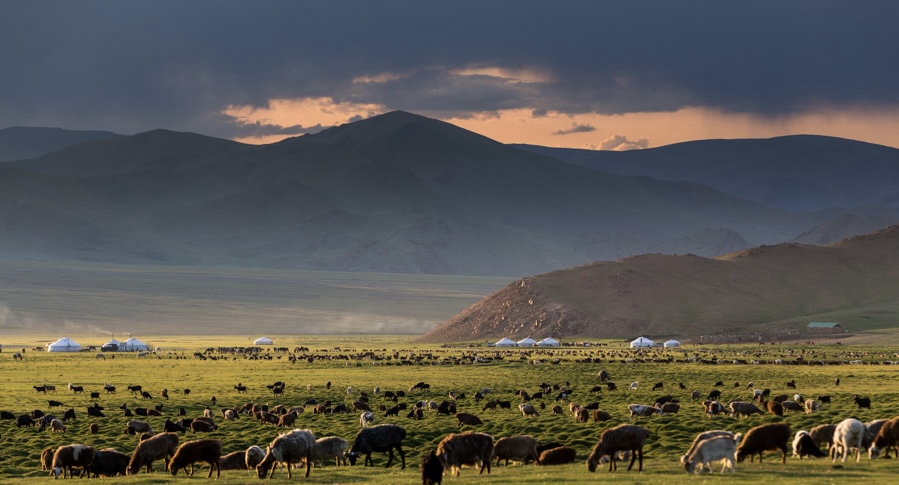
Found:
<box><xmin>517</xmin><ymin>337</ymin><xmax>537</xmax><ymax>347</ymax></box>
<box><xmin>537</xmin><ymin>337</ymin><xmax>560</xmax><ymax>347</ymax></box>
<box><xmin>47</xmin><ymin>337</ymin><xmax>81</xmax><ymax>352</ymax></box>
<box><xmin>630</xmin><ymin>336</ymin><xmax>654</xmax><ymax>348</ymax></box>
<box><xmin>664</xmin><ymin>339</ymin><xmax>681</xmax><ymax>348</ymax></box>
<box><xmin>494</xmin><ymin>338</ymin><xmax>518</xmax><ymax>347</ymax></box>
<box><xmin>120</xmin><ymin>337</ymin><xmax>150</xmax><ymax>352</ymax></box>
<box><xmin>254</xmin><ymin>336</ymin><xmax>273</xmax><ymax>345</ymax></box>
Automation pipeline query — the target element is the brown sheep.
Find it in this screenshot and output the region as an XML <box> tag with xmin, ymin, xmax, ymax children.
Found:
<box><xmin>538</xmin><ymin>446</ymin><xmax>577</xmax><ymax>465</ymax></box>
<box><xmin>40</xmin><ymin>447</ymin><xmax>54</xmax><ymax>471</ymax></box>
<box><xmin>810</xmin><ymin>423</ymin><xmax>836</xmax><ymax>450</ymax></box>
<box><xmin>455</xmin><ymin>412</ymin><xmax>484</xmax><ymax>427</ymax></box>
<box><xmin>277</xmin><ymin>411</ymin><xmax>298</xmax><ymax>428</ymax></box>
<box><xmin>216</xmin><ymin>450</ymin><xmax>247</xmax><ymax>471</ymax></box>
<box><xmin>169</xmin><ymin>438</ymin><xmax>223</xmax><ymax>477</ymax></box>
<box><xmin>245</xmin><ymin>445</ymin><xmax>266</xmax><ymax>470</ymax></box>
<box><xmin>586</xmin><ymin>424</ymin><xmax>650</xmax><ymax>472</ymax></box>
<box><xmin>493</xmin><ymin>435</ymin><xmax>539</xmax><ymax>466</ymax></box>
<box><xmin>190</xmin><ymin>418</ymin><xmax>218</xmax><ymax>433</ymax></box>
<box><xmin>88</xmin><ymin>423</ymin><xmax>99</xmax><ymax>434</ymax></box>
<box><xmin>766</xmin><ymin>401</ymin><xmax>784</xmax><ymax>416</ymax></box>
<box><xmin>869</xmin><ymin>416</ymin><xmax>899</xmax><ymax>459</ymax></box>
<box><xmin>126</xmin><ymin>432</ymin><xmax>179</xmax><ymax>475</ymax></box>
<box><xmin>436</xmin><ymin>431</ymin><xmax>494</xmax><ymax>476</ymax></box>
<box><xmin>593</xmin><ymin>409</ymin><xmax>612</xmax><ymax>422</ymax></box>
<box><xmin>736</xmin><ymin>422</ymin><xmax>790</xmax><ymax>464</ymax></box>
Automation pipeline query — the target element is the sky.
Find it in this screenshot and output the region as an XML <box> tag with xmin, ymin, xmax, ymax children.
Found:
<box><xmin>2</xmin><ymin>1</ymin><xmax>898</xmax><ymax>150</ymax></box>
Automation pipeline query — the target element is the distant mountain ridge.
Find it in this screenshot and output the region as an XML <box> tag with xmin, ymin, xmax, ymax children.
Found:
<box><xmin>1</xmin><ymin>112</ymin><xmax>897</xmax><ymax>275</ymax></box>
<box><xmin>0</xmin><ymin>126</ymin><xmax>122</xmax><ymax>162</ymax></box>
<box><xmin>418</xmin><ymin>225</ymin><xmax>899</xmax><ymax>342</ymax></box>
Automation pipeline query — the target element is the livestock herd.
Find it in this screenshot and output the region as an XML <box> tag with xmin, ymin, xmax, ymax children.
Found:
<box><xmin>5</xmin><ymin>344</ymin><xmax>899</xmax><ymax>482</ymax></box>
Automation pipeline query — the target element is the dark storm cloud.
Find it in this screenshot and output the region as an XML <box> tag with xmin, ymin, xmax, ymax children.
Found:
<box><xmin>1</xmin><ymin>0</ymin><xmax>897</xmax><ymax>138</ymax></box>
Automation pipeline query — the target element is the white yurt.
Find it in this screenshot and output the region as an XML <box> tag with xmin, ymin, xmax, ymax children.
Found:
<box><xmin>254</xmin><ymin>336</ymin><xmax>273</xmax><ymax>345</ymax></box>
<box><xmin>120</xmin><ymin>337</ymin><xmax>150</xmax><ymax>352</ymax></box>
<box><xmin>101</xmin><ymin>338</ymin><xmax>121</xmax><ymax>352</ymax></box>
<box><xmin>494</xmin><ymin>337</ymin><xmax>518</xmax><ymax>347</ymax></box>
<box><xmin>517</xmin><ymin>337</ymin><xmax>537</xmax><ymax>347</ymax></box>
<box><xmin>664</xmin><ymin>339</ymin><xmax>681</xmax><ymax>348</ymax></box>
<box><xmin>630</xmin><ymin>336</ymin><xmax>654</xmax><ymax>348</ymax></box>
<box><xmin>537</xmin><ymin>337</ymin><xmax>560</xmax><ymax>347</ymax></box>
<box><xmin>47</xmin><ymin>337</ymin><xmax>81</xmax><ymax>352</ymax></box>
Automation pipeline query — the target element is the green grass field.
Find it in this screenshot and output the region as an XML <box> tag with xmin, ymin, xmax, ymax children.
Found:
<box><xmin>2</xmin><ymin>336</ymin><xmax>899</xmax><ymax>483</ymax></box>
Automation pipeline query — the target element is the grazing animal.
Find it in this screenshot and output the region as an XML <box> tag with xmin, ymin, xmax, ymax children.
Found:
<box><xmin>63</xmin><ymin>408</ymin><xmax>77</xmax><ymax>421</ymax></box>
<box><xmin>869</xmin><ymin>416</ymin><xmax>899</xmax><ymax>459</ymax></box>
<box><xmin>216</xmin><ymin>450</ymin><xmax>247</xmax><ymax>471</ymax></box>
<box><xmin>736</xmin><ymin>423</ymin><xmax>790</xmax><ymax>464</ymax></box>
<box><xmin>125</xmin><ymin>420</ymin><xmax>153</xmax><ymax>435</ymax></box>
<box><xmin>537</xmin><ymin>446</ymin><xmax>577</xmax><ymax>465</ymax></box>
<box><xmin>256</xmin><ymin>428</ymin><xmax>315</xmax><ymax>478</ymax></box>
<box><xmin>49</xmin><ymin>418</ymin><xmax>66</xmax><ymax>433</ymax></box>
<box><xmin>586</xmin><ymin>424</ymin><xmax>650</xmax><ymax>472</ymax></box>
<box><xmin>804</xmin><ymin>399</ymin><xmax>822</xmax><ymax>414</ymax></box>
<box><xmin>832</xmin><ymin>418</ymin><xmax>866</xmax><ymax>463</ymax></box>
<box><xmin>628</xmin><ymin>404</ymin><xmax>660</xmax><ymax>419</ymax></box>
<box><xmin>41</xmin><ymin>447</ymin><xmax>55</xmax><ymax>471</ymax></box>
<box><xmin>51</xmin><ymin>444</ymin><xmax>95</xmax><ymax>479</ymax></box>
<box><xmin>853</xmin><ymin>395</ymin><xmax>872</xmax><ymax>409</ymax></box>
<box><xmin>781</xmin><ymin>400</ymin><xmax>804</xmax><ymax>412</ymax></box>
<box><xmin>786</xmin><ymin>380</ymin><xmax>796</xmax><ymax>389</ymax></box>
<box><xmin>89</xmin><ymin>423</ymin><xmax>99</xmax><ymax>434</ymax></box>
<box><xmin>493</xmin><ymin>435</ymin><xmax>539</xmax><ymax>466</ymax></box>
<box><xmin>168</xmin><ymin>438</ymin><xmax>222</xmax><ymax>477</ymax></box>
<box><xmin>126</xmin><ymin>432</ymin><xmax>179</xmax><ymax>475</ymax></box>
<box><xmin>313</xmin><ymin>436</ymin><xmax>349</xmax><ymax>467</ymax></box>
<box><xmin>347</xmin><ymin>424</ymin><xmax>407</xmax><ymax>469</ymax></box>
<box><xmin>792</xmin><ymin>431</ymin><xmax>827</xmax><ymax>459</ymax></box>
<box><xmin>190</xmin><ymin>417</ymin><xmax>217</xmax><ymax>433</ymax></box>
<box><xmin>420</xmin><ymin>450</ymin><xmax>444</xmax><ymax>485</ymax></box>
<box><xmin>680</xmin><ymin>430</ymin><xmax>737</xmax><ymax>472</ymax></box>
<box><xmin>245</xmin><ymin>445</ymin><xmax>266</xmax><ymax>470</ymax></box>
<box><xmin>810</xmin><ymin>423</ymin><xmax>836</xmax><ymax>450</ymax></box>
<box><xmin>593</xmin><ymin>409</ymin><xmax>612</xmax><ymax>422</ymax></box>
<box><xmin>89</xmin><ymin>448</ymin><xmax>130</xmax><ymax>478</ymax></box>
<box><xmin>683</xmin><ymin>435</ymin><xmax>742</xmax><ymax>474</ymax></box>
<box><xmin>729</xmin><ymin>401</ymin><xmax>764</xmax><ymax>417</ymax></box>
<box><xmin>436</xmin><ymin>431</ymin><xmax>494</xmax><ymax>476</ymax></box>
<box><xmin>519</xmin><ymin>403</ymin><xmax>539</xmax><ymax>417</ymax></box>
<box><xmin>455</xmin><ymin>412</ymin><xmax>483</xmax><ymax>427</ymax></box>
<box><xmin>360</xmin><ymin>410</ymin><xmax>375</xmax><ymax>427</ymax></box>
<box><xmin>652</xmin><ymin>382</ymin><xmax>664</xmax><ymax>391</ymax></box>
<box><xmin>766</xmin><ymin>400</ymin><xmax>784</xmax><ymax>416</ymax></box>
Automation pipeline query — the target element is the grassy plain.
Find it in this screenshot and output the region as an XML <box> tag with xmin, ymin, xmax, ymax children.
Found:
<box><xmin>2</xmin><ymin>337</ymin><xmax>899</xmax><ymax>483</ymax></box>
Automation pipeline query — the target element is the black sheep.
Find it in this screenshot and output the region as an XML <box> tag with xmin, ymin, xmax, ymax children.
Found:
<box><xmin>420</xmin><ymin>451</ymin><xmax>444</xmax><ymax>485</ymax></box>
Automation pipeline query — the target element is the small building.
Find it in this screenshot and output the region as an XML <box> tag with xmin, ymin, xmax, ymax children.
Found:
<box><xmin>630</xmin><ymin>336</ymin><xmax>654</xmax><ymax>348</ymax></box>
<box><xmin>120</xmin><ymin>337</ymin><xmax>150</xmax><ymax>352</ymax></box>
<box><xmin>663</xmin><ymin>339</ymin><xmax>681</xmax><ymax>348</ymax></box>
<box><xmin>254</xmin><ymin>336</ymin><xmax>273</xmax><ymax>345</ymax></box>
<box><xmin>494</xmin><ymin>338</ymin><xmax>518</xmax><ymax>347</ymax></box>
<box><xmin>47</xmin><ymin>337</ymin><xmax>82</xmax><ymax>353</ymax></box>
<box><xmin>536</xmin><ymin>337</ymin><xmax>560</xmax><ymax>347</ymax></box>
<box><xmin>517</xmin><ymin>337</ymin><xmax>537</xmax><ymax>347</ymax></box>
<box><xmin>807</xmin><ymin>322</ymin><xmax>843</xmax><ymax>334</ymax></box>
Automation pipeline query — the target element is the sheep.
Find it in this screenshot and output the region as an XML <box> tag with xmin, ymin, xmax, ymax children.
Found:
<box><xmin>519</xmin><ymin>403</ymin><xmax>539</xmax><ymax>417</ymax></box>
<box><xmin>126</xmin><ymin>432</ymin><xmax>179</xmax><ymax>475</ymax></box>
<box><xmin>41</xmin><ymin>447</ymin><xmax>55</xmax><ymax>470</ymax></box>
<box><xmin>680</xmin><ymin>430</ymin><xmax>737</xmax><ymax>470</ymax></box>
<box><xmin>51</xmin><ymin>444</ymin><xmax>95</xmax><ymax>479</ymax></box>
<box><xmin>586</xmin><ymin>424</ymin><xmax>651</xmax><ymax>472</ymax></box>
<box><xmin>853</xmin><ymin>394</ymin><xmax>872</xmax><ymax>409</ymax></box>
<box><xmin>217</xmin><ymin>450</ymin><xmax>247</xmax><ymax>471</ymax></box>
<box><xmin>89</xmin><ymin>448</ymin><xmax>130</xmax><ymax>477</ymax></box>
<box><xmin>683</xmin><ymin>435</ymin><xmax>742</xmax><ymax>474</ymax></box>
<box><xmin>245</xmin><ymin>445</ymin><xmax>266</xmax><ymax>470</ymax></box>
<box><xmin>810</xmin><ymin>423</ymin><xmax>836</xmax><ymax>450</ymax></box>
<box><xmin>804</xmin><ymin>399</ymin><xmax>822</xmax><ymax>414</ymax></box>
<box><xmin>863</xmin><ymin>419</ymin><xmax>887</xmax><ymax>450</ymax></box>
<box><xmin>169</xmin><ymin>438</ymin><xmax>223</xmax><ymax>477</ymax></box>
<box><xmin>728</xmin><ymin>401</ymin><xmax>764</xmax><ymax>418</ymax></box>
<box><xmin>703</xmin><ymin>400</ymin><xmax>727</xmax><ymax>417</ymax></box>
<box><xmin>256</xmin><ymin>428</ymin><xmax>315</xmax><ymax>478</ymax></box>
<box><xmin>312</xmin><ymin>435</ymin><xmax>349</xmax><ymax>467</ymax></box>
<box><xmin>766</xmin><ymin>400</ymin><xmax>784</xmax><ymax>416</ymax></box>
<box><xmin>16</xmin><ymin>414</ymin><xmax>35</xmax><ymax>428</ymax></box>
<box><xmin>659</xmin><ymin>403</ymin><xmax>680</xmax><ymax>415</ymax></box>
<box><xmin>190</xmin><ymin>418</ymin><xmax>217</xmax><ymax>433</ymax></box>
<box><xmin>832</xmin><ymin>418</ymin><xmax>866</xmax><ymax>463</ymax></box>
<box><xmin>125</xmin><ymin>420</ymin><xmax>153</xmax><ymax>435</ymax></box>
<box><xmin>360</xmin><ymin>410</ymin><xmax>375</xmax><ymax>427</ymax></box>
<box><xmin>869</xmin><ymin>416</ymin><xmax>899</xmax><ymax>460</ymax></box>
<box><xmin>537</xmin><ymin>446</ymin><xmax>577</xmax><ymax>465</ymax></box>
<box><xmin>277</xmin><ymin>411</ymin><xmax>298</xmax><ymax>428</ymax></box>
<box><xmin>63</xmin><ymin>408</ymin><xmax>76</xmax><ymax>421</ymax></box>
<box><xmin>455</xmin><ymin>412</ymin><xmax>483</xmax><ymax>427</ymax></box>
<box><xmin>593</xmin><ymin>409</ymin><xmax>612</xmax><ymax>422</ymax></box>
<box><xmin>164</xmin><ymin>418</ymin><xmax>186</xmax><ymax>434</ymax></box>
<box><xmin>420</xmin><ymin>450</ymin><xmax>444</xmax><ymax>485</ymax></box>
<box><xmin>781</xmin><ymin>400</ymin><xmax>804</xmax><ymax>412</ymax></box>
<box><xmin>736</xmin><ymin>422</ymin><xmax>790</xmax><ymax>464</ymax></box>
<box><xmin>347</xmin><ymin>424</ymin><xmax>407</xmax><ymax>469</ymax></box>
<box><xmin>435</xmin><ymin>431</ymin><xmax>494</xmax><ymax>476</ymax></box>
<box><xmin>492</xmin><ymin>435</ymin><xmax>539</xmax><ymax>466</ymax></box>
<box><xmin>628</xmin><ymin>404</ymin><xmax>660</xmax><ymax>419</ymax></box>
<box><xmin>50</xmin><ymin>418</ymin><xmax>66</xmax><ymax>433</ymax></box>
<box><xmin>792</xmin><ymin>430</ymin><xmax>827</xmax><ymax>459</ymax></box>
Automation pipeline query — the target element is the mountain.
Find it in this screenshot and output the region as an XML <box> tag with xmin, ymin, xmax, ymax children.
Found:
<box><xmin>418</xmin><ymin>225</ymin><xmax>899</xmax><ymax>342</ymax></box>
<box><xmin>1</xmin><ymin>111</ymin><xmax>897</xmax><ymax>275</ymax></box>
<box><xmin>0</xmin><ymin>126</ymin><xmax>122</xmax><ymax>162</ymax></box>
<box><xmin>514</xmin><ymin>135</ymin><xmax>899</xmax><ymax>212</ymax></box>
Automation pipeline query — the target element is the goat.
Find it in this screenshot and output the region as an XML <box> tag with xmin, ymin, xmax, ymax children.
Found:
<box><xmin>832</xmin><ymin>418</ymin><xmax>865</xmax><ymax>463</ymax></box>
<box><xmin>683</xmin><ymin>435</ymin><xmax>742</xmax><ymax>473</ymax></box>
<box><xmin>586</xmin><ymin>424</ymin><xmax>650</xmax><ymax>472</ymax></box>
<box><xmin>680</xmin><ymin>430</ymin><xmax>736</xmax><ymax>471</ymax></box>
<box><xmin>51</xmin><ymin>444</ymin><xmax>94</xmax><ymax>479</ymax></box>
